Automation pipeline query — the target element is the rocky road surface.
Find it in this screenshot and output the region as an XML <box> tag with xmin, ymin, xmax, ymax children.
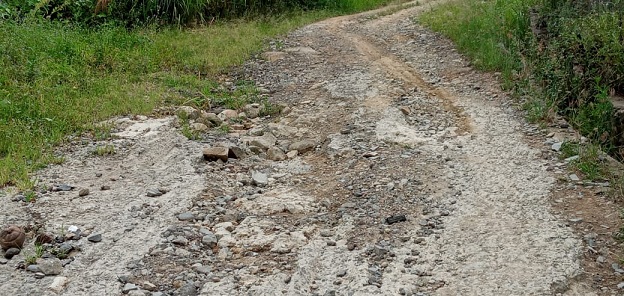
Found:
<box><xmin>0</xmin><ymin>0</ymin><xmax>613</xmax><ymax>295</ymax></box>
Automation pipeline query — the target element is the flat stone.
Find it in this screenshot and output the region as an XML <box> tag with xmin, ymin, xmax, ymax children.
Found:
<box><xmin>251</xmin><ymin>171</ymin><xmax>268</xmax><ymax>187</ymax></box>
<box><xmin>569</xmin><ymin>174</ymin><xmax>580</xmax><ymax>181</ymax></box>
<box><xmin>122</xmin><ymin>283</ymin><xmax>138</xmax><ymax>294</ymax></box>
<box><xmin>218</xmin><ymin>109</ymin><xmax>238</xmax><ymax>120</ymax></box>
<box><xmin>146</xmin><ymin>188</ymin><xmax>162</xmax><ymax>197</ymax></box>
<box><xmin>0</xmin><ymin>258</ymin><xmax>7</xmax><ymax>264</ymax></box>
<box><xmin>399</xmin><ymin>106</ymin><xmax>411</xmax><ymax>115</ymax></box>
<box><xmin>289</xmin><ymin>140</ymin><xmax>316</xmax><ymax>154</ymax></box>
<box><xmin>176</xmin><ymin>283</ymin><xmax>197</xmax><ymax>296</ymax></box>
<box><xmin>551</xmin><ymin>142</ymin><xmax>562</xmax><ymax>151</ymax></box>
<box><xmin>203</xmin><ymin>147</ymin><xmax>229</xmax><ymax>162</ymax></box>
<box><xmin>228</xmin><ymin>146</ymin><xmax>246</xmax><ymax>159</ymax></box>
<box><xmin>49</xmin><ymin>276</ymin><xmax>69</xmax><ymax>292</ymax></box>
<box><xmin>267</xmin><ymin>147</ymin><xmax>287</xmax><ymax>161</ymax></box>
<box><xmin>53</xmin><ymin>184</ymin><xmax>74</xmax><ymax>192</ymax></box>
<box><xmin>250</xmin><ymin>134</ymin><xmax>277</xmax><ymax>150</ymax></box>
<box><xmin>193</xmin><ymin>265</ymin><xmax>211</xmax><ymax>274</ymax></box>
<box><xmin>37</xmin><ymin>258</ymin><xmax>63</xmax><ymax>275</ymax></box>
<box><xmin>101</xmin><ymin>185</ymin><xmax>111</xmax><ymax>191</ymax></box>
<box><xmin>178</xmin><ymin>212</ymin><xmax>195</xmax><ymax>221</ymax></box>
<box><xmin>34</xmin><ymin>272</ymin><xmax>45</xmax><ymax>279</ymax></box>
<box><xmin>27</xmin><ymin>264</ymin><xmax>41</xmax><ymax>272</ymax></box>
<box><xmin>87</xmin><ymin>234</ymin><xmax>102</xmax><ymax>243</ymax></box>
<box><xmin>78</xmin><ymin>189</ymin><xmax>89</xmax><ymax>197</ymax></box>
<box><xmin>564</xmin><ymin>155</ymin><xmax>579</xmax><ymax>162</ymax></box>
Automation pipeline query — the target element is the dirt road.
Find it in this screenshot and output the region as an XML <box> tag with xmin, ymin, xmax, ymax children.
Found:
<box><xmin>0</xmin><ymin>1</ymin><xmax>605</xmax><ymax>295</ymax></box>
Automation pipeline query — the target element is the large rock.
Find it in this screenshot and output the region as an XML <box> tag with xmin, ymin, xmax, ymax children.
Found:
<box><xmin>289</xmin><ymin>140</ymin><xmax>316</xmax><ymax>154</ymax></box>
<box><xmin>244</xmin><ymin>104</ymin><xmax>265</xmax><ymax>119</ymax></box>
<box><xmin>200</xmin><ymin>112</ymin><xmax>222</xmax><ymax>126</ymax></box>
<box><xmin>203</xmin><ymin>147</ymin><xmax>229</xmax><ymax>162</ymax></box>
<box><xmin>0</xmin><ymin>225</ymin><xmax>25</xmax><ymax>250</ymax></box>
<box><xmin>250</xmin><ymin>133</ymin><xmax>277</xmax><ymax>150</ymax></box>
<box><xmin>37</xmin><ymin>258</ymin><xmax>63</xmax><ymax>275</ymax></box>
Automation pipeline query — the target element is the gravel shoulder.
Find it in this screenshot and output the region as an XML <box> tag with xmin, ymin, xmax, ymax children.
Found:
<box><xmin>0</xmin><ymin>1</ymin><xmax>612</xmax><ymax>295</ymax></box>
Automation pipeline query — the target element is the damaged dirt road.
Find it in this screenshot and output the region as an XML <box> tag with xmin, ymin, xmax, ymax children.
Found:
<box><xmin>0</xmin><ymin>0</ymin><xmax>609</xmax><ymax>295</ymax></box>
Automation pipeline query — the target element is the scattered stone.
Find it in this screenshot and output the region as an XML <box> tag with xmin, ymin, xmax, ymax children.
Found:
<box><xmin>347</xmin><ymin>243</ymin><xmax>356</xmax><ymax>251</ymax></box>
<box><xmin>327</xmin><ymin>240</ymin><xmax>336</xmax><ymax>246</ymax></box>
<box><xmin>286</xmin><ymin>150</ymin><xmax>298</xmax><ymax>159</ymax></box>
<box><xmin>564</xmin><ymin>155</ymin><xmax>579</xmax><ymax>162</ymax></box>
<box><xmin>289</xmin><ymin>140</ymin><xmax>316</xmax><ymax>154</ymax></box>
<box><xmin>0</xmin><ymin>258</ymin><xmax>7</xmax><ymax>264</ymax></box>
<box><xmin>597</xmin><ymin>256</ymin><xmax>606</xmax><ymax>263</ymax></box>
<box><xmin>190</xmin><ymin>122</ymin><xmax>209</xmax><ymax>132</ymax></box>
<box><xmin>34</xmin><ymin>272</ymin><xmax>45</xmax><ymax>279</ymax></box>
<box><xmin>568</xmin><ymin>218</ymin><xmax>583</xmax><ymax>223</ymax></box>
<box><xmin>202</xmin><ymin>232</ymin><xmax>218</xmax><ymax>248</ymax></box>
<box><xmin>193</xmin><ymin>264</ymin><xmax>211</xmax><ymax>275</ymax></box>
<box><xmin>4</xmin><ymin>247</ymin><xmax>20</xmax><ymax>259</ymax></box>
<box><xmin>551</xmin><ymin>142</ymin><xmax>562</xmax><ymax>151</ymax></box>
<box><xmin>49</xmin><ymin>276</ymin><xmax>69</xmax><ymax>292</ymax></box>
<box><xmin>251</xmin><ymin>171</ymin><xmax>268</xmax><ymax>187</ymax></box>
<box><xmin>569</xmin><ymin>174</ymin><xmax>580</xmax><ymax>181</ymax></box>
<box><xmin>201</xmin><ymin>112</ymin><xmax>222</xmax><ymax>126</ymax></box>
<box><xmin>172</xmin><ymin>236</ymin><xmax>188</xmax><ymax>246</ymax></box>
<box><xmin>146</xmin><ymin>188</ymin><xmax>163</xmax><ymax>197</ymax></box>
<box><xmin>117</xmin><ymin>275</ymin><xmax>131</xmax><ymax>283</ymax></box>
<box><xmin>78</xmin><ymin>188</ymin><xmax>89</xmax><ymax>197</ymax></box>
<box><xmin>262</xmin><ymin>51</ymin><xmax>287</xmax><ymax>62</ymax></box>
<box><xmin>178</xmin><ymin>106</ymin><xmax>200</xmax><ymax>120</ymax></box>
<box><xmin>37</xmin><ymin>258</ymin><xmax>63</xmax><ymax>275</ymax></box>
<box><xmin>178</xmin><ymin>212</ymin><xmax>195</xmax><ymax>221</ymax></box>
<box><xmin>101</xmin><ymin>185</ymin><xmax>111</xmax><ymax>191</ymax></box>
<box><xmin>0</xmin><ymin>225</ymin><xmax>26</xmax><ymax>250</ymax></box>
<box><xmin>52</xmin><ymin>184</ymin><xmax>74</xmax><ymax>192</ymax></box>
<box><xmin>203</xmin><ymin>147</ymin><xmax>229</xmax><ymax>162</ymax></box>
<box><xmin>96</xmin><ymin>173</ymin><xmax>103</xmax><ymax>177</ymax></box>
<box><xmin>176</xmin><ymin>283</ymin><xmax>197</xmax><ymax>296</ymax></box>
<box><xmin>218</xmin><ymin>110</ymin><xmax>238</xmax><ymax>120</ymax></box>
<box><xmin>250</xmin><ymin>134</ymin><xmax>277</xmax><ymax>150</ymax></box>
<box><xmin>385</xmin><ymin>215</ymin><xmax>407</xmax><ymax>224</ymax></box>
<box><xmin>228</xmin><ymin>146</ymin><xmax>246</xmax><ymax>159</ymax></box>
<box><xmin>267</xmin><ymin>147</ymin><xmax>287</xmax><ymax>161</ymax></box>
<box><xmin>87</xmin><ymin>234</ymin><xmax>102</xmax><ymax>243</ymax></box>
<box><xmin>337</xmin><ymin>270</ymin><xmax>347</xmax><ymax>277</ymax></box>
<box><xmin>143</xmin><ymin>281</ymin><xmax>157</xmax><ymax>291</ymax></box>
<box><xmin>399</xmin><ymin>106</ymin><xmax>411</xmax><ymax>115</ymax></box>
<box><xmin>122</xmin><ymin>283</ymin><xmax>139</xmax><ymax>294</ymax></box>
<box><xmin>618</xmin><ymin>282</ymin><xmax>624</xmax><ymax>289</ymax></box>
<box><xmin>27</xmin><ymin>265</ymin><xmax>41</xmax><ymax>272</ymax></box>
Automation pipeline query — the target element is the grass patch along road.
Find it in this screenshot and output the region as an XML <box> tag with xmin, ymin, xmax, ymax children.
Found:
<box><xmin>0</xmin><ymin>0</ymin><xmax>400</xmax><ymax>189</ymax></box>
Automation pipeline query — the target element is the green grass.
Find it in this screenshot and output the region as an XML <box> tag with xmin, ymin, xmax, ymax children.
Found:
<box><xmin>1</xmin><ymin>0</ymin><xmax>397</xmax><ymax>189</ymax></box>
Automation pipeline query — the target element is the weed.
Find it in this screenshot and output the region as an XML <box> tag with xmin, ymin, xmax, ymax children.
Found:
<box><xmin>218</xmin><ymin>124</ymin><xmax>232</xmax><ymax>134</ymax></box>
<box><xmin>24</xmin><ymin>191</ymin><xmax>37</xmax><ymax>202</ymax></box>
<box><xmin>94</xmin><ymin>145</ymin><xmax>115</xmax><ymax>156</ymax></box>
<box><xmin>560</xmin><ymin>141</ymin><xmax>580</xmax><ymax>159</ymax></box>
<box><xmin>181</xmin><ymin>124</ymin><xmax>202</xmax><ymax>140</ymax></box>
<box><xmin>24</xmin><ymin>244</ymin><xmax>45</xmax><ymax>265</ymax></box>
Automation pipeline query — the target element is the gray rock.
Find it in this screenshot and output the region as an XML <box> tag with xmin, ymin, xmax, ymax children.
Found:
<box><xmin>4</xmin><ymin>247</ymin><xmax>20</xmax><ymax>259</ymax></box>
<box><xmin>202</xmin><ymin>233</ymin><xmax>218</xmax><ymax>248</ymax></box>
<box><xmin>172</xmin><ymin>236</ymin><xmax>188</xmax><ymax>246</ymax></box>
<box><xmin>193</xmin><ymin>264</ymin><xmax>211</xmax><ymax>274</ymax></box>
<box><xmin>48</xmin><ymin>276</ymin><xmax>69</xmax><ymax>292</ymax></box>
<box><xmin>250</xmin><ymin>133</ymin><xmax>277</xmax><ymax>150</ymax></box>
<box><xmin>53</xmin><ymin>184</ymin><xmax>74</xmax><ymax>192</ymax></box>
<box><xmin>618</xmin><ymin>282</ymin><xmax>624</xmax><ymax>289</ymax></box>
<box><xmin>202</xmin><ymin>113</ymin><xmax>222</xmax><ymax>126</ymax></box>
<box><xmin>37</xmin><ymin>258</ymin><xmax>63</xmax><ymax>275</ymax></box>
<box><xmin>569</xmin><ymin>174</ymin><xmax>580</xmax><ymax>181</ymax></box>
<box><xmin>266</xmin><ymin>147</ymin><xmax>286</xmax><ymax>161</ymax></box>
<box><xmin>0</xmin><ymin>258</ymin><xmax>7</xmax><ymax>264</ymax></box>
<box><xmin>101</xmin><ymin>185</ymin><xmax>111</xmax><ymax>191</ymax></box>
<box><xmin>34</xmin><ymin>272</ymin><xmax>45</xmax><ymax>279</ymax></box>
<box><xmin>27</xmin><ymin>264</ymin><xmax>41</xmax><ymax>272</ymax></box>
<box><xmin>251</xmin><ymin>171</ymin><xmax>268</xmax><ymax>187</ymax></box>
<box><xmin>202</xmin><ymin>147</ymin><xmax>229</xmax><ymax>162</ymax></box>
<box><xmin>176</xmin><ymin>283</ymin><xmax>197</xmax><ymax>296</ymax></box>
<box><xmin>122</xmin><ymin>283</ymin><xmax>139</xmax><ymax>294</ymax></box>
<box><xmin>78</xmin><ymin>188</ymin><xmax>89</xmax><ymax>197</ymax></box>
<box><xmin>178</xmin><ymin>212</ymin><xmax>195</xmax><ymax>221</ymax></box>
<box><xmin>228</xmin><ymin>146</ymin><xmax>246</xmax><ymax>159</ymax></box>
<box><xmin>289</xmin><ymin>140</ymin><xmax>316</xmax><ymax>154</ymax></box>
<box><xmin>146</xmin><ymin>188</ymin><xmax>163</xmax><ymax>197</ymax></box>
<box><xmin>178</xmin><ymin>106</ymin><xmax>200</xmax><ymax>120</ymax></box>
<box><xmin>551</xmin><ymin>142</ymin><xmax>562</xmax><ymax>151</ymax></box>
<box><xmin>151</xmin><ymin>293</ymin><xmax>165</xmax><ymax>296</ymax></box>
<box><xmin>564</xmin><ymin>155</ymin><xmax>579</xmax><ymax>162</ymax></box>
<box><xmin>87</xmin><ymin>234</ymin><xmax>102</xmax><ymax>243</ymax></box>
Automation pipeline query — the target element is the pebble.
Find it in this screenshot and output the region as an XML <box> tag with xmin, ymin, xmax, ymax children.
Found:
<box><xmin>251</xmin><ymin>171</ymin><xmax>268</xmax><ymax>187</ymax></box>
<box><xmin>203</xmin><ymin>147</ymin><xmax>229</xmax><ymax>162</ymax></box>
<box><xmin>202</xmin><ymin>233</ymin><xmax>218</xmax><ymax>248</ymax></box>
<box><xmin>122</xmin><ymin>283</ymin><xmax>139</xmax><ymax>294</ymax></box>
<box><xmin>551</xmin><ymin>142</ymin><xmax>562</xmax><ymax>151</ymax></box>
<box><xmin>101</xmin><ymin>185</ymin><xmax>111</xmax><ymax>191</ymax></box>
<box><xmin>288</xmin><ymin>140</ymin><xmax>316</xmax><ymax>153</ymax></box>
<box><xmin>78</xmin><ymin>188</ymin><xmax>89</xmax><ymax>197</ymax></box>
<box><xmin>0</xmin><ymin>258</ymin><xmax>7</xmax><ymax>264</ymax></box>
<box><xmin>87</xmin><ymin>234</ymin><xmax>102</xmax><ymax>243</ymax></box>
<box><xmin>27</xmin><ymin>265</ymin><xmax>42</xmax><ymax>272</ymax></box>
<box><xmin>569</xmin><ymin>174</ymin><xmax>580</xmax><ymax>181</ymax></box>
<box><xmin>37</xmin><ymin>258</ymin><xmax>63</xmax><ymax>275</ymax></box>
<box><xmin>146</xmin><ymin>188</ymin><xmax>163</xmax><ymax>197</ymax></box>
<box><xmin>34</xmin><ymin>272</ymin><xmax>45</xmax><ymax>279</ymax></box>
<box><xmin>49</xmin><ymin>276</ymin><xmax>69</xmax><ymax>292</ymax></box>
<box><xmin>618</xmin><ymin>282</ymin><xmax>624</xmax><ymax>289</ymax></box>
<box><xmin>178</xmin><ymin>212</ymin><xmax>195</xmax><ymax>221</ymax></box>
<box><xmin>176</xmin><ymin>283</ymin><xmax>198</xmax><ymax>296</ymax></box>
<box><xmin>4</xmin><ymin>248</ymin><xmax>20</xmax><ymax>259</ymax></box>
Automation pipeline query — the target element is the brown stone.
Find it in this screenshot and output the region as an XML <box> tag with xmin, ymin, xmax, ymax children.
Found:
<box><xmin>0</xmin><ymin>225</ymin><xmax>25</xmax><ymax>251</ymax></box>
<box><xmin>203</xmin><ymin>147</ymin><xmax>229</xmax><ymax>162</ymax></box>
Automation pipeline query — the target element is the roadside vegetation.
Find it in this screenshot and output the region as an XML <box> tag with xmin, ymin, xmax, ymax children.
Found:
<box><xmin>0</xmin><ymin>0</ymin><xmax>394</xmax><ymax>188</ymax></box>
<box><xmin>420</xmin><ymin>0</ymin><xmax>624</xmax><ymax>195</ymax></box>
